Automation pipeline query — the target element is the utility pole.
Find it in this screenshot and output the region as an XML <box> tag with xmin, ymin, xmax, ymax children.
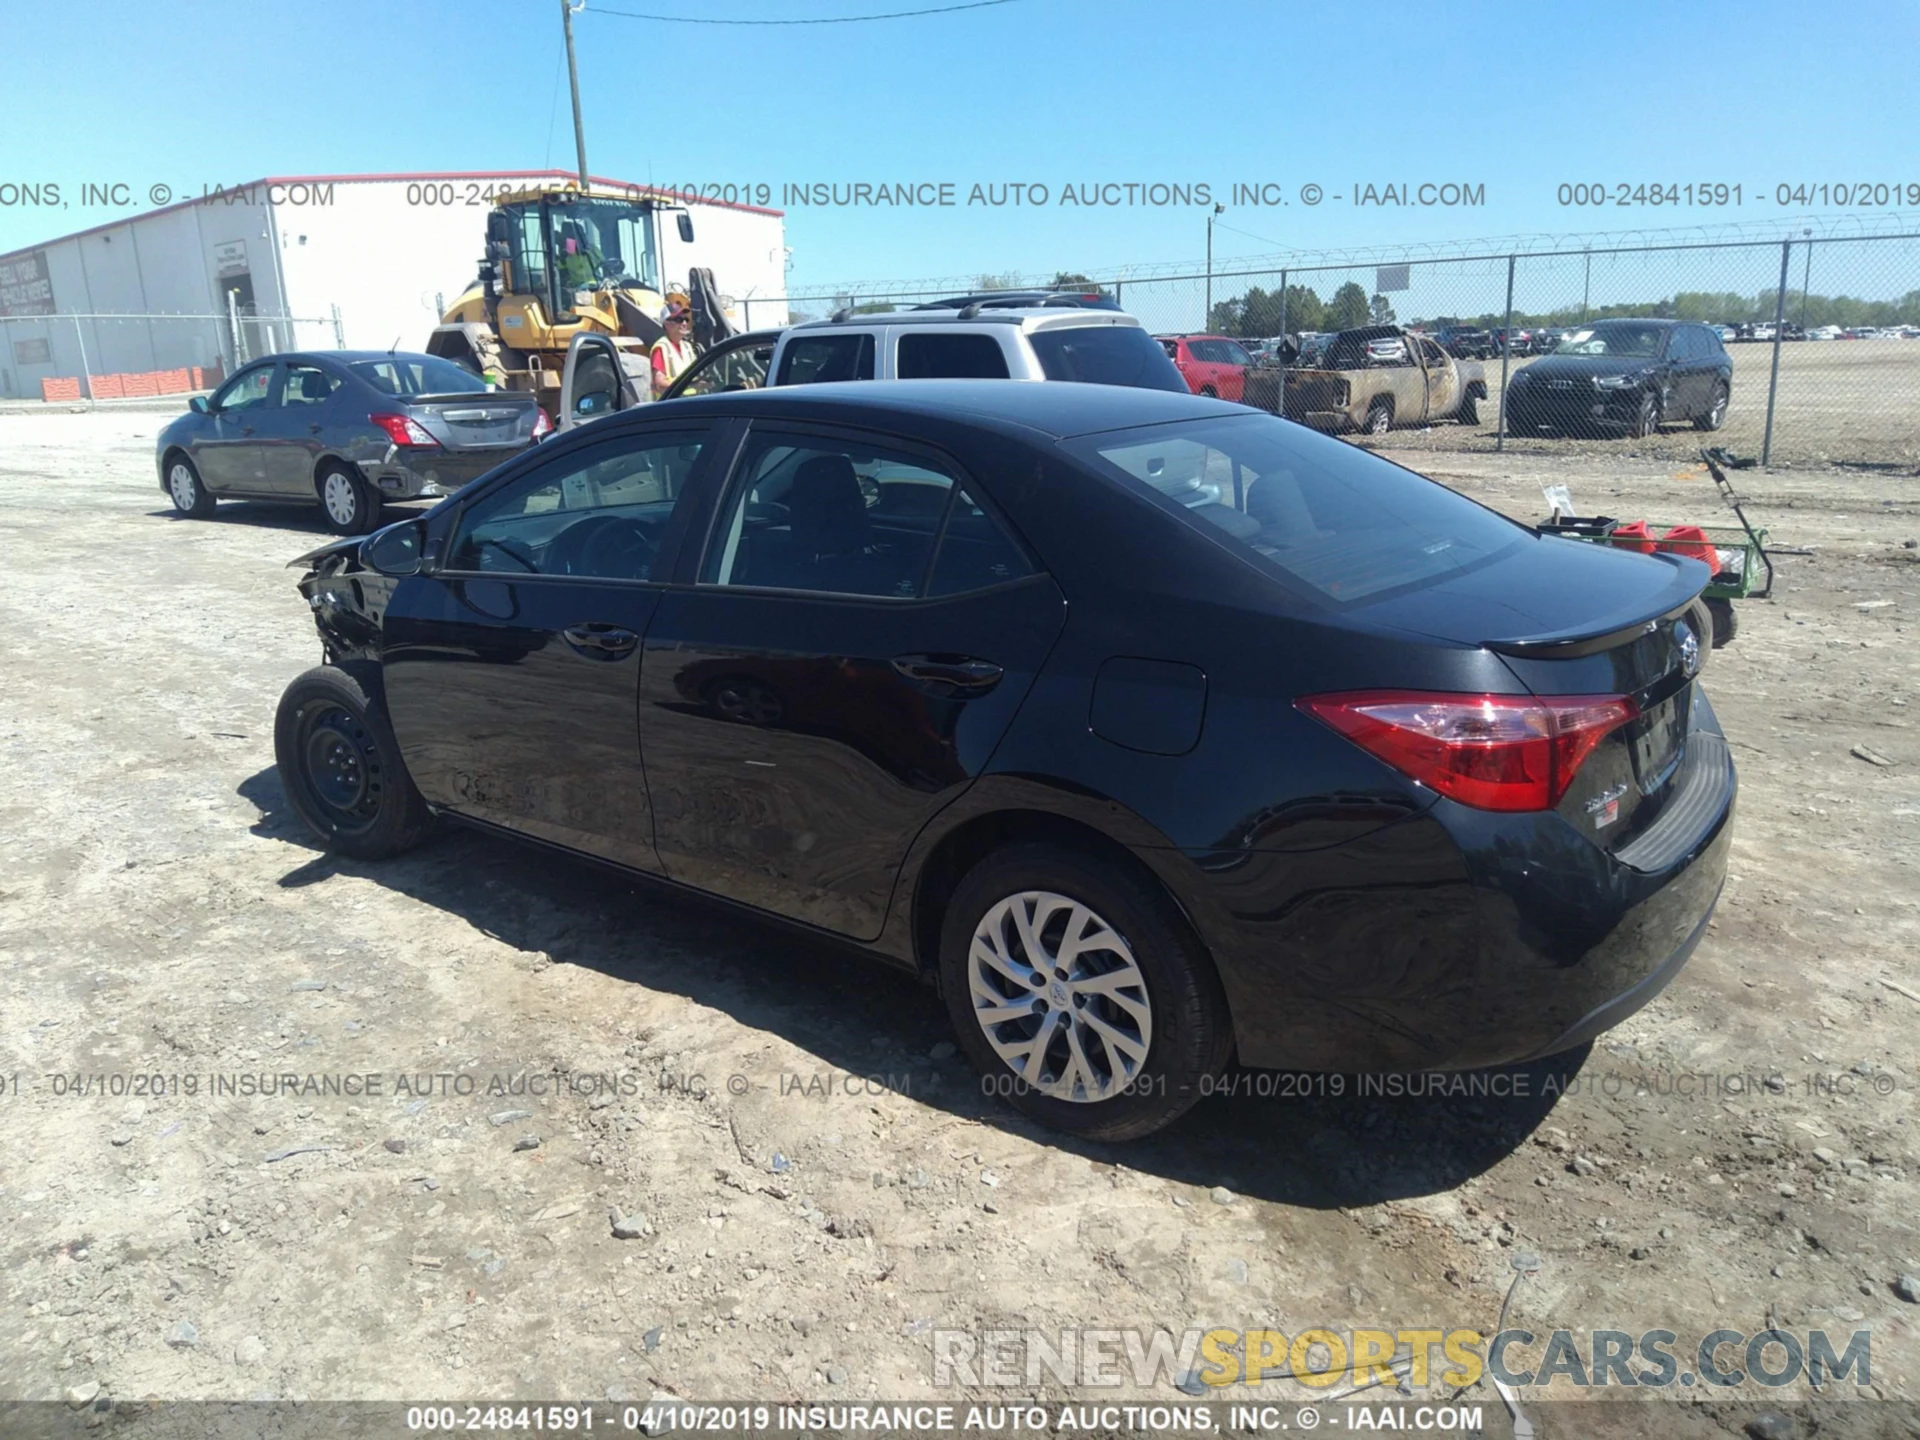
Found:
<box><xmin>1205</xmin><ymin>203</ymin><xmax>1224</xmax><ymax>329</ymax></box>
<box><xmin>562</xmin><ymin>0</ymin><xmax>590</xmax><ymax>187</ymax></box>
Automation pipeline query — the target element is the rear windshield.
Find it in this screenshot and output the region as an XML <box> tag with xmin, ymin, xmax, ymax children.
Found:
<box><xmin>1063</xmin><ymin>413</ymin><xmax>1525</xmax><ymax>604</ymax></box>
<box><xmin>1029</xmin><ymin>325</ymin><xmax>1188</xmax><ymax>392</ymax></box>
<box><xmin>350</xmin><ymin>355</ymin><xmax>494</xmax><ymax>396</ymax></box>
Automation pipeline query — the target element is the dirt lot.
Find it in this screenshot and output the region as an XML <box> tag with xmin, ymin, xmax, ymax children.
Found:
<box><xmin>1356</xmin><ymin>337</ymin><xmax>1920</xmax><ymax>473</ymax></box>
<box><xmin>1</xmin><ymin>410</ymin><xmax>1917</xmax><ymax>1433</ymax></box>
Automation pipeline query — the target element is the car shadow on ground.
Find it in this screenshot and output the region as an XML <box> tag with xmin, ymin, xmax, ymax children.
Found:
<box><xmin>237</xmin><ymin>765</ymin><xmax>1578</xmax><ymax>1209</ymax></box>
<box><xmin>146</xmin><ymin>501</ymin><xmax>431</xmax><ymax>537</ymax></box>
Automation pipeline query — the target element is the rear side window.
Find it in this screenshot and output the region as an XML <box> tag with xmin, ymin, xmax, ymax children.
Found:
<box><xmin>1063</xmin><ymin>413</ymin><xmax>1524</xmax><ymax>605</ymax></box>
<box><xmin>896</xmin><ymin>332</ymin><xmax>1011</xmax><ymax>379</ymax></box>
<box><xmin>1030</xmin><ymin>326</ymin><xmax>1189</xmax><ymax>392</ymax></box>
<box><xmin>1219</xmin><ymin>341</ymin><xmax>1253</xmax><ymax>365</ymax></box>
<box><xmin>776</xmin><ymin>333</ymin><xmax>876</xmax><ymax>385</ymax></box>
<box><xmin>702</xmin><ymin>437</ymin><xmax>1034</xmax><ymax>599</ymax></box>
<box><xmin>350</xmin><ymin>355</ymin><xmax>490</xmax><ymax>396</ymax></box>
<box><xmin>928</xmin><ymin>488</ymin><xmax>1035</xmax><ymax>595</ymax></box>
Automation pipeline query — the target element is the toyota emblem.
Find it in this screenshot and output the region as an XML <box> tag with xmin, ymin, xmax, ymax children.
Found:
<box><xmin>1674</xmin><ymin>619</ymin><xmax>1701</xmax><ymax>678</ymax></box>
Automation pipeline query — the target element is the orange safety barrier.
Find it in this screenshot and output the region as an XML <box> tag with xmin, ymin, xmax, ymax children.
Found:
<box><xmin>1610</xmin><ymin>519</ymin><xmax>1656</xmax><ymax>554</ymax></box>
<box><xmin>40</xmin><ymin>376</ymin><xmax>82</xmax><ymax>402</ymax></box>
<box><xmin>1657</xmin><ymin>524</ymin><xmax>1718</xmax><ymax>568</ymax></box>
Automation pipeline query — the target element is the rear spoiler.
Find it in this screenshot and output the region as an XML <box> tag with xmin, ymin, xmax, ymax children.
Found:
<box><xmin>1485</xmin><ymin>555</ymin><xmax>1708</xmax><ymax>657</ymax></box>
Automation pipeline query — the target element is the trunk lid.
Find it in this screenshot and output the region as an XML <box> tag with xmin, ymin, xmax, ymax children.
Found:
<box><xmin>404</xmin><ymin>392</ymin><xmax>542</xmax><ymax>451</ymax></box>
<box><xmin>1355</xmin><ymin>533</ymin><xmax>1710</xmax><ymax>850</ymax></box>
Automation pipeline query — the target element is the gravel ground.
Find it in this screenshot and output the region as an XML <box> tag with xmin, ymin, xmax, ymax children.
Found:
<box><xmin>1</xmin><ymin>412</ymin><xmax>1917</xmax><ymax>1433</ymax></box>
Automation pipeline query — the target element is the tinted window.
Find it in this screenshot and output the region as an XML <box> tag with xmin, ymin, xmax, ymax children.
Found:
<box><xmin>896</xmin><ymin>332</ymin><xmax>1011</xmax><ymax>379</ymax></box>
<box><xmin>569</xmin><ymin>346</ymin><xmax>621</xmax><ymax>421</ymax></box>
<box><xmin>213</xmin><ymin>366</ymin><xmax>275</xmax><ymax>411</ymax></box>
<box><xmin>776</xmin><ymin>333</ymin><xmax>876</xmax><ymax>385</ymax></box>
<box><xmin>704</xmin><ymin>436</ymin><xmax>957</xmax><ymax>598</ymax></box>
<box><xmin>1063</xmin><ymin>413</ymin><xmax>1524</xmax><ymax>605</ymax></box>
<box><xmin>1218</xmin><ymin>341</ymin><xmax>1253</xmax><ymax>366</ymax></box>
<box><xmin>1551</xmin><ymin>324</ymin><xmax>1665</xmax><ymax>359</ymax></box>
<box><xmin>448</xmin><ymin>431</ymin><xmax>707</xmax><ymax>580</ymax></box>
<box><xmin>927</xmin><ymin>488</ymin><xmax>1035</xmax><ymax>596</ymax></box>
<box><xmin>351</xmin><ymin>355</ymin><xmax>491</xmax><ymax>396</ymax></box>
<box><xmin>283</xmin><ymin>364</ymin><xmax>339</xmax><ymax>406</ymax></box>
<box><xmin>1030</xmin><ymin>326</ymin><xmax>1189</xmax><ymax>392</ymax></box>
<box><xmin>674</xmin><ymin>338</ymin><xmax>774</xmax><ymax>396</ymax></box>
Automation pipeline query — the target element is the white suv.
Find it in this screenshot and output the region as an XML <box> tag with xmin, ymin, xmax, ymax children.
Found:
<box><xmin>558</xmin><ymin>306</ymin><xmax>1186</xmax><ymax>430</ymax></box>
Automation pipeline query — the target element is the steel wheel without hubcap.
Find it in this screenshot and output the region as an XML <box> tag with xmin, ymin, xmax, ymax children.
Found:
<box><xmin>322</xmin><ymin>471</ymin><xmax>363</xmax><ymax>529</ymax></box>
<box><xmin>294</xmin><ymin>703</ymin><xmax>385</xmax><ymax>835</ymax></box>
<box><xmin>967</xmin><ymin>890</ymin><xmax>1152</xmax><ymax>1102</ymax></box>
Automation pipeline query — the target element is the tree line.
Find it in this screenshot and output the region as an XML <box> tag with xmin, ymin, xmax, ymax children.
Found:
<box><xmin>1204</xmin><ymin>282</ymin><xmax>1920</xmax><ymax>336</ymax></box>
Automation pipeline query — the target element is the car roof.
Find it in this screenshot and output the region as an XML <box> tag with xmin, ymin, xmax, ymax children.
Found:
<box><xmin>1578</xmin><ymin>317</ymin><xmax>1677</xmax><ymax>328</ymax></box>
<box><xmin>788</xmin><ymin>309</ymin><xmax>1144</xmax><ymax>332</ymax></box>
<box><xmin>633</xmin><ymin>378</ymin><xmax>1244</xmax><ymax>438</ymax></box>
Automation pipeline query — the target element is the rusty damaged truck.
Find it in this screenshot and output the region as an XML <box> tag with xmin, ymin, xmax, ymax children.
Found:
<box><xmin>1242</xmin><ymin>325</ymin><xmax>1488</xmax><ymax>435</ymax></box>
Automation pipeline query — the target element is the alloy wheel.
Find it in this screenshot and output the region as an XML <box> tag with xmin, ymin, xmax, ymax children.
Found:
<box><xmin>967</xmin><ymin>890</ymin><xmax>1153</xmax><ymax>1102</ymax></box>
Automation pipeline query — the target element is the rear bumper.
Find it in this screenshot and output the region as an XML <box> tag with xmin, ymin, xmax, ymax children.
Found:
<box><xmin>369</xmin><ymin>446</ymin><xmax>523</xmax><ymax>499</ymax></box>
<box><xmin>1172</xmin><ymin>694</ymin><xmax>1736</xmax><ymax>1073</ymax></box>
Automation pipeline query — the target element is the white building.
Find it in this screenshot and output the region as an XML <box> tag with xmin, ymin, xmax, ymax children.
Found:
<box><xmin>0</xmin><ymin>170</ymin><xmax>789</xmax><ymax>399</ymax></box>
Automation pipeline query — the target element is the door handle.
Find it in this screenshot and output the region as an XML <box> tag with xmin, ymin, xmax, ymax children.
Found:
<box><xmin>563</xmin><ymin>624</ymin><xmax>640</xmax><ymax>661</ymax></box>
<box><xmin>309</xmin><ymin>423</ymin><xmax>323</xmax><ymax>434</ymax></box>
<box><xmin>891</xmin><ymin>653</ymin><xmax>1003</xmax><ymax>692</ymax></box>
<box><xmin>241</xmin><ymin>426</ymin><xmax>255</xmax><ymax>437</ymax></box>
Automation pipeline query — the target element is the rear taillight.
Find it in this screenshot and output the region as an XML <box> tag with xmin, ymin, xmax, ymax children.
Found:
<box><xmin>531</xmin><ymin>407</ymin><xmax>552</xmax><ymax>439</ymax></box>
<box><xmin>370</xmin><ymin>413</ymin><xmax>437</xmax><ymax>447</ymax></box>
<box><xmin>1298</xmin><ymin>690</ymin><xmax>1639</xmax><ymax>812</ymax></box>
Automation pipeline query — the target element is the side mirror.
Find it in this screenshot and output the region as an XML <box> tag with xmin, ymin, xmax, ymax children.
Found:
<box><xmin>189</xmin><ymin>395</ymin><xmax>210</xmax><ymax>414</ymax></box>
<box><xmin>486</xmin><ymin>211</ymin><xmax>511</xmax><ymax>245</ymax></box>
<box><xmin>676</xmin><ymin>212</ymin><xmax>694</xmax><ymax>244</ymax></box>
<box><xmin>362</xmin><ymin>518</ymin><xmax>426</xmax><ymax>577</ymax></box>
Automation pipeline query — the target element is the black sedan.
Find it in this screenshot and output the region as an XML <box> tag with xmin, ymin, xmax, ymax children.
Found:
<box><xmin>1505</xmin><ymin>320</ymin><xmax>1733</xmax><ymax>438</ymax></box>
<box><xmin>157</xmin><ymin>351</ymin><xmax>547</xmax><ymax>535</ymax></box>
<box><xmin>273</xmin><ymin>381</ymin><xmax>1733</xmax><ymax>1140</ymax></box>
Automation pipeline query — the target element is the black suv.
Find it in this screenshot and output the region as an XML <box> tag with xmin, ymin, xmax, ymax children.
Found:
<box><xmin>1505</xmin><ymin>319</ymin><xmax>1733</xmax><ymax>438</ymax></box>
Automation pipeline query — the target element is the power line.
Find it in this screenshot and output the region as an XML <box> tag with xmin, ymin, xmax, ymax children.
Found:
<box><xmin>590</xmin><ymin>0</ymin><xmax>1019</xmax><ymax>22</ymax></box>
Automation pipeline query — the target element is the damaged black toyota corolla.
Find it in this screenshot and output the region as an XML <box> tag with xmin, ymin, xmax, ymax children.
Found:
<box><xmin>275</xmin><ymin>381</ymin><xmax>1733</xmax><ymax>1141</ymax></box>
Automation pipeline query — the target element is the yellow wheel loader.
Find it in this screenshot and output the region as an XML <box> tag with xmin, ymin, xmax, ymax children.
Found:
<box><xmin>425</xmin><ymin>183</ymin><xmax>728</xmax><ymax>411</ymax></box>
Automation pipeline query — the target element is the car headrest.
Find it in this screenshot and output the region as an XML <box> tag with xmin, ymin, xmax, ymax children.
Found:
<box><xmin>299</xmin><ymin>371</ymin><xmax>330</xmax><ymax>399</ymax></box>
<box><xmin>788</xmin><ymin>454</ymin><xmax>869</xmax><ymax>557</ymax></box>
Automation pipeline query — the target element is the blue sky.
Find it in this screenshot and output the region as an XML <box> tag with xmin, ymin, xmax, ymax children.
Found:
<box><xmin>6</xmin><ymin>0</ymin><xmax>1918</xmax><ymax>295</ymax></box>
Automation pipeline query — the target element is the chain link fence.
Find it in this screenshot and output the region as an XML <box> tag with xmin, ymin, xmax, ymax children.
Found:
<box><xmin>769</xmin><ymin>230</ymin><xmax>1920</xmax><ymax>470</ymax></box>
<box><xmin>0</xmin><ymin>310</ymin><xmax>343</xmax><ymax>402</ymax></box>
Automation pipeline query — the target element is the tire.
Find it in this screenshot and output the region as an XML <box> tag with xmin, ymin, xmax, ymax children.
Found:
<box><xmin>1705</xmin><ymin>597</ymin><xmax>1738</xmax><ymax>648</ymax></box>
<box><xmin>1364</xmin><ymin>397</ymin><xmax>1394</xmax><ymax>436</ymax></box>
<box><xmin>165</xmin><ymin>454</ymin><xmax>216</xmax><ymax>519</ymax></box>
<box><xmin>1629</xmin><ymin>390</ymin><xmax>1661</xmax><ymax>440</ymax></box>
<box><xmin>273</xmin><ymin>665</ymin><xmax>434</xmax><ymax>859</ymax></box>
<box><xmin>1457</xmin><ymin>390</ymin><xmax>1480</xmax><ymax>427</ymax></box>
<box><xmin>318</xmin><ymin>463</ymin><xmax>381</xmax><ymax>535</ymax></box>
<box><xmin>939</xmin><ymin>842</ymin><xmax>1231</xmax><ymax>1141</ymax></box>
<box><xmin>1198</xmin><ymin>384</ymin><xmax>1218</xmax><ymax>398</ymax></box>
<box><xmin>1694</xmin><ymin>383</ymin><xmax>1730</xmax><ymax>432</ymax></box>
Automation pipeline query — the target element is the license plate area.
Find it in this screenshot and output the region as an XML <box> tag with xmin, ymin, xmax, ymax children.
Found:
<box><xmin>1630</xmin><ymin>685</ymin><xmax>1690</xmax><ymax>793</ymax></box>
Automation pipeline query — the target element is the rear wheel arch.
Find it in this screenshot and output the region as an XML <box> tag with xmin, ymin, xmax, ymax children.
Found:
<box><xmin>909</xmin><ymin>807</ymin><xmax>1212</xmax><ymax>982</ymax></box>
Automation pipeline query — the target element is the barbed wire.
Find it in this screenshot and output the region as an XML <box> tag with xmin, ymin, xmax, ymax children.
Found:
<box><xmin>782</xmin><ymin>211</ymin><xmax>1920</xmax><ymax>300</ymax></box>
